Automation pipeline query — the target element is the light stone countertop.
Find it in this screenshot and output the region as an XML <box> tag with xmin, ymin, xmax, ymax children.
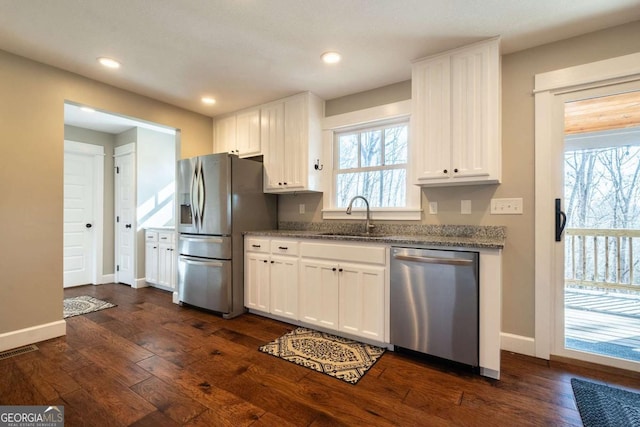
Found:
<box><xmin>244</xmin><ymin>222</ymin><xmax>506</xmax><ymax>250</ymax></box>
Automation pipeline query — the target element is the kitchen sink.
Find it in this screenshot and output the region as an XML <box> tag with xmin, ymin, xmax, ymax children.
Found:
<box><xmin>317</xmin><ymin>231</ymin><xmax>391</xmax><ymax>238</ymax></box>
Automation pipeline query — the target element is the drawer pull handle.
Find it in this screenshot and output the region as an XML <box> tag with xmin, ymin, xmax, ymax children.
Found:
<box><xmin>278</xmin><ymin>246</ymin><xmax>288</xmax><ymax>250</ymax></box>
<box><xmin>252</xmin><ymin>244</ymin><xmax>261</xmax><ymax>248</ymax></box>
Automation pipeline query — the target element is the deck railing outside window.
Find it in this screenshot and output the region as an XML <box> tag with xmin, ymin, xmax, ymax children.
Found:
<box><xmin>565</xmin><ymin>228</ymin><xmax>640</xmax><ymax>292</ymax></box>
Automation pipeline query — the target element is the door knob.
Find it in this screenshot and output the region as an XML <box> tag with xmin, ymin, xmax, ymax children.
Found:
<box><xmin>85</xmin><ymin>223</ymin><xmax>92</xmax><ymax>228</ymax></box>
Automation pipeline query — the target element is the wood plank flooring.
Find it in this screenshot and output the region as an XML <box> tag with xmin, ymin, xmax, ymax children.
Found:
<box><xmin>2</xmin><ymin>284</ymin><xmax>640</xmax><ymax>426</ymax></box>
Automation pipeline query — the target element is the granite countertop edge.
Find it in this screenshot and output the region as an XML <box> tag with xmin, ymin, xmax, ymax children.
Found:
<box><xmin>244</xmin><ymin>229</ymin><xmax>505</xmax><ymax>250</ymax></box>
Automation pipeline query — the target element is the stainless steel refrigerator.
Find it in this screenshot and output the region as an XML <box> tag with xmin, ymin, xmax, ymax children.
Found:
<box><xmin>177</xmin><ymin>153</ymin><xmax>276</xmax><ymax>318</ymax></box>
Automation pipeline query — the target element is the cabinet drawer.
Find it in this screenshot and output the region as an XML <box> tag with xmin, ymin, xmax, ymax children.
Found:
<box><xmin>270</xmin><ymin>240</ymin><xmax>299</xmax><ymax>256</ymax></box>
<box><xmin>158</xmin><ymin>232</ymin><xmax>174</xmax><ymax>243</ymax></box>
<box><xmin>300</xmin><ymin>242</ymin><xmax>385</xmax><ymax>265</ymax></box>
<box><xmin>246</xmin><ymin>238</ymin><xmax>270</xmax><ymax>253</ymax></box>
<box><xmin>146</xmin><ymin>231</ymin><xmax>158</xmax><ymax>242</ymax></box>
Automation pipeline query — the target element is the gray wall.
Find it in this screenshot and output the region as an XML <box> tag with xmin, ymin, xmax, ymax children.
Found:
<box><xmin>279</xmin><ymin>20</ymin><xmax>640</xmax><ymax>339</ymax></box>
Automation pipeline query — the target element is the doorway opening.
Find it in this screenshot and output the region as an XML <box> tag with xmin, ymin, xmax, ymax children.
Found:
<box><xmin>63</xmin><ymin>101</ymin><xmax>178</xmax><ymax>288</ymax></box>
<box><xmin>563</xmin><ymin>91</ymin><xmax>640</xmax><ymax>363</ymax></box>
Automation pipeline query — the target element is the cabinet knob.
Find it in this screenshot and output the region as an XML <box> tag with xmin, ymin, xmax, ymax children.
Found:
<box><xmin>332</xmin><ymin>267</ymin><xmax>337</xmax><ymax>272</ymax></box>
<box><xmin>443</xmin><ymin>169</ymin><xmax>448</xmax><ymax>174</ymax></box>
<box><xmin>339</xmin><ymin>268</ymin><xmax>343</xmax><ymax>272</ymax></box>
<box><xmin>454</xmin><ymin>168</ymin><xmax>459</xmax><ymax>173</ymax></box>
<box><xmin>283</xmin><ymin>182</ymin><xmax>288</xmax><ymax>185</ymax></box>
<box><xmin>271</xmin><ymin>260</ymin><xmax>275</xmax><ymax>264</ymax></box>
<box><xmin>263</xmin><ymin>260</ymin><xmax>268</xmax><ymax>263</ymax></box>
<box><xmin>278</xmin><ymin>182</ymin><xmax>282</xmax><ymax>186</ymax></box>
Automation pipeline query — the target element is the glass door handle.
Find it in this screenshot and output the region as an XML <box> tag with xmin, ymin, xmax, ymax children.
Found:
<box><xmin>555</xmin><ymin>198</ymin><xmax>567</xmax><ymax>242</ymax></box>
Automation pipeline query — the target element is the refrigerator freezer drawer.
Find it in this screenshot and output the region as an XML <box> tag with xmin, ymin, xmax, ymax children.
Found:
<box><xmin>178</xmin><ymin>255</ymin><xmax>232</xmax><ymax>313</ymax></box>
<box><xmin>179</xmin><ymin>235</ymin><xmax>232</xmax><ymax>259</ymax></box>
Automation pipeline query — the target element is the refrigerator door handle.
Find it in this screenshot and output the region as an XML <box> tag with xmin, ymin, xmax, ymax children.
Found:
<box><xmin>180</xmin><ymin>256</ymin><xmax>224</xmax><ymax>268</ymax></box>
<box><xmin>190</xmin><ymin>161</ymin><xmax>199</xmax><ymax>230</ymax></box>
<box><xmin>197</xmin><ymin>159</ymin><xmax>205</xmax><ymax>229</ymax></box>
<box><xmin>179</xmin><ymin>236</ymin><xmax>225</xmax><ymax>244</ymax></box>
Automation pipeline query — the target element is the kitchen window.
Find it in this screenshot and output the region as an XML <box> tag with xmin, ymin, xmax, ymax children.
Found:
<box><xmin>334</xmin><ymin>120</ymin><xmax>408</xmax><ymax>208</ymax></box>
<box><xmin>321</xmin><ymin>100</ymin><xmax>421</xmax><ymax>221</ymax></box>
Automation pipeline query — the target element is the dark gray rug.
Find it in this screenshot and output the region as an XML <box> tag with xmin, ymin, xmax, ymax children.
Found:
<box><xmin>63</xmin><ymin>296</ymin><xmax>116</xmax><ymax>318</ymax></box>
<box><xmin>571</xmin><ymin>378</ymin><xmax>640</xmax><ymax>427</ymax></box>
<box><xmin>259</xmin><ymin>327</ymin><xmax>385</xmax><ymax>384</ymax></box>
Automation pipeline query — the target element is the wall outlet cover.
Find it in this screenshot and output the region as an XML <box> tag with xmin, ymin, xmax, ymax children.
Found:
<box><xmin>461</xmin><ymin>200</ymin><xmax>472</xmax><ymax>214</ymax></box>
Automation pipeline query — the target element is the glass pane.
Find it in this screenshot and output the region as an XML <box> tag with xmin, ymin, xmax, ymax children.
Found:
<box><xmin>336</xmin><ymin>171</ymin><xmax>382</xmax><ymax>208</ymax></box>
<box><xmin>381</xmin><ymin>168</ymin><xmax>406</xmax><ymax>207</ymax></box>
<box><xmin>384</xmin><ymin>125</ymin><xmax>408</xmax><ymax>165</ymax></box>
<box><xmin>338</xmin><ymin>134</ymin><xmax>359</xmax><ymax>169</ymax></box>
<box><xmin>360</xmin><ymin>130</ymin><xmax>382</xmax><ymax>167</ymax></box>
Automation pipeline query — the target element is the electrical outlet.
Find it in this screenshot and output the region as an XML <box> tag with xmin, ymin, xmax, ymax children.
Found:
<box><xmin>428</xmin><ymin>201</ymin><xmax>438</xmax><ymax>214</ymax></box>
<box><xmin>491</xmin><ymin>198</ymin><xmax>523</xmax><ymax>214</ymax></box>
<box><xmin>461</xmin><ymin>200</ymin><xmax>472</xmax><ymax>215</ymax></box>
<box><xmin>299</xmin><ymin>204</ymin><xmax>305</xmax><ymax>214</ymax></box>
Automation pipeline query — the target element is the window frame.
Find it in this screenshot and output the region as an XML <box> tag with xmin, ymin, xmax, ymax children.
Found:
<box><xmin>321</xmin><ymin>100</ymin><xmax>421</xmax><ymax>221</ymax></box>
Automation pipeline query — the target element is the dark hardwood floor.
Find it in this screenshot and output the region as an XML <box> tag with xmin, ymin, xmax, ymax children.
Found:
<box><xmin>2</xmin><ymin>284</ymin><xmax>640</xmax><ymax>426</ymax></box>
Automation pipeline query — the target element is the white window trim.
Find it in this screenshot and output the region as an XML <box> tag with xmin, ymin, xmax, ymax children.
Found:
<box><xmin>321</xmin><ymin>100</ymin><xmax>422</xmax><ymax>221</ymax></box>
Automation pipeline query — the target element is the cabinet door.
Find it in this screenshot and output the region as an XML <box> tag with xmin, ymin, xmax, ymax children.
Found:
<box><xmin>261</xmin><ymin>102</ymin><xmax>285</xmax><ymax>191</ymax></box>
<box><xmin>282</xmin><ymin>95</ymin><xmax>307</xmax><ymax>190</ymax></box>
<box><xmin>214</xmin><ymin>115</ymin><xmax>237</xmax><ymax>154</ymax></box>
<box><xmin>299</xmin><ymin>259</ymin><xmax>339</xmax><ymax>329</ymax></box>
<box><xmin>245</xmin><ymin>252</ymin><xmax>270</xmax><ymax>312</ymax></box>
<box><xmin>450</xmin><ymin>41</ymin><xmax>498</xmax><ymax>180</ymax></box>
<box><xmin>236</xmin><ymin>109</ymin><xmax>261</xmax><ymax>157</ymax></box>
<box><xmin>158</xmin><ymin>242</ymin><xmax>174</xmax><ymax>288</ymax></box>
<box><xmin>270</xmin><ymin>256</ymin><xmax>299</xmax><ymax>320</ymax></box>
<box><xmin>145</xmin><ymin>241</ymin><xmax>159</xmax><ymax>284</ymax></box>
<box><xmin>338</xmin><ymin>263</ymin><xmax>385</xmax><ymax>340</ymax></box>
<box><xmin>412</xmin><ymin>55</ymin><xmax>451</xmax><ymax>183</ymax></box>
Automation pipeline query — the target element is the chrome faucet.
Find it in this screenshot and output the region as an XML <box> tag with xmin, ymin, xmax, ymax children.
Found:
<box><xmin>346</xmin><ymin>195</ymin><xmax>375</xmax><ymax>234</ymax></box>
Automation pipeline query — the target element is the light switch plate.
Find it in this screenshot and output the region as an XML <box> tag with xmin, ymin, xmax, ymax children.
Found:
<box><xmin>299</xmin><ymin>204</ymin><xmax>305</xmax><ymax>214</ymax></box>
<box><xmin>428</xmin><ymin>201</ymin><xmax>438</xmax><ymax>214</ymax></box>
<box><xmin>491</xmin><ymin>198</ymin><xmax>523</xmax><ymax>214</ymax></box>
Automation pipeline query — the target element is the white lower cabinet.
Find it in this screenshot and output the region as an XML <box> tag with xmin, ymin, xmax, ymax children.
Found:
<box><xmin>245</xmin><ymin>251</ymin><xmax>270</xmax><ymax>312</ymax></box>
<box><xmin>244</xmin><ymin>236</ymin><xmax>388</xmax><ymax>343</ymax></box>
<box><xmin>145</xmin><ymin>229</ymin><xmax>176</xmax><ymax>290</ymax></box>
<box><xmin>338</xmin><ymin>263</ymin><xmax>385</xmax><ymax>341</ymax></box>
<box><xmin>299</xmin><ymin>259</ymin><xmax>340</xmax><ymax>329</ymax></box>
<box><xmin>245</xmin><ymin>238</ymin><xmax>299</xmax><ymax>319</ymax></box>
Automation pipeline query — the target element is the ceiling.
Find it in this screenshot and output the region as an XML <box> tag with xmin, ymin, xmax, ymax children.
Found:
<box><xmin>2</xmin><ymin>1</ymin><xmax>640</xmax><ymax>119</ymax></box>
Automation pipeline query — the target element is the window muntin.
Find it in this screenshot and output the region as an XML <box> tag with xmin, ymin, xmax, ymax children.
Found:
<box><xmin>334</xmin><ymin>121</ymin><xmax>409</xmax><ymax>208</ymax></box>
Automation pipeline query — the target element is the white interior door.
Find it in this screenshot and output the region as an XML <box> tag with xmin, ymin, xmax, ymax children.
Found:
<box><xmin>115</xmin><ymin>144</ymin><xmax>136</xmax><ymax>286</ymax></box>
<box><xmin>63</xmin><ymin>141</ymin><xmax>104</xmax><ymax>287</ymax></box>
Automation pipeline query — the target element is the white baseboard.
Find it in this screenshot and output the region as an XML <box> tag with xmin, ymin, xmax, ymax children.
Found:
<box><xmin>132</xmin><ymin>278</ymin><xmax>149</xmax><ymax>289</ymax></box>
<box><xmin>0</xmin><ymin>320</ymin><xmax>66</xmax><ymax>352</ymax></box>
<box><xmin>172</xmin><ymin>292</ymin><xmax>179</xmax><ymax>304</ymax></box>
<box><xmin>501</xmin><ymin>332</ymin><xmax>536</xmax><ymax>357</ymax></box>
<box><xmin>99</xmin><ymin>274</ymin><xmax>115</xmax><ymax>284</ymax></box>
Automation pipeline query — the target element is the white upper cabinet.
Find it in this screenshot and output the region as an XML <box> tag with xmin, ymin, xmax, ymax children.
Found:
<box><xmin>213</xmin><ymin>108</ymin><xmax>261</xmax><ymax>158</ymax></box>
<box><xmin>262</xmin><ymin>92</ymin><xmax>323</xmax><ymax>193</ymax></box>
<box><xmin>412</xmin><ymin>37</ymin><xmax>501</xmax><ymax>186</ymax></box>
<box><xmin>236</xmin><ymin>109</ymin><xmax>261</xmax><ymax>157</ymax></box>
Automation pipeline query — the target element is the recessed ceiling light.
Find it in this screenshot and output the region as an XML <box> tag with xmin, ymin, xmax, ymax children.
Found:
<box><xmin>321</xmin><ymin>51</ymin><xmax>341</xmax><ymax>64</ymax></box>
<box><xmin>97</xmin><ymin>57</ymin><xmax>121</xmax><ymax>69</ymax></box>
<box><xmin>201</xmin><ymin>97</ymin><xmax>216</xmax><ymax>105</ymax></box>
<box><xmin>80</xmin><ymin>106</ymin><xmax>95</xmax><ymax>113</ymax></box>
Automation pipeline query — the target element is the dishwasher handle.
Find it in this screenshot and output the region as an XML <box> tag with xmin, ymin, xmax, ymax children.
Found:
<box><xmin>393</xmin><ymin>254</ymin><xmax>474</xmax><ymax>266</ymax></box>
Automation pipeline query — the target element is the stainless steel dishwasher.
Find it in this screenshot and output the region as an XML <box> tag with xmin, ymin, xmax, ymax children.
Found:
<box><xmin>390</xmin><ymin>247</ymin><xmax>479</xmax><ymax>367</ymax></box>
